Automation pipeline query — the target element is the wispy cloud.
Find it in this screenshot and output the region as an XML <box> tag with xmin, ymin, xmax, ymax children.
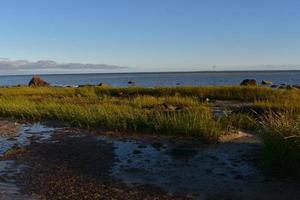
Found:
<box><xmin>0</xmin><ymin>58</ymin><xmax>127</xmax><ymax>75</ymax></box>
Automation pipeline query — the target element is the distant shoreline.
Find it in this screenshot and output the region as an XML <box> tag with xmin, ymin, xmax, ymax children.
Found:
<box><xmin>0</xmin><ymin>69</ymin><xmax>300</xmax><ymax>77</ymax></box>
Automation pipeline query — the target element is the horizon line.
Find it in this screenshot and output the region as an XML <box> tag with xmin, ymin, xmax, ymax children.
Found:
<box><xmin>0</xmin><ymin>69</ymin><xmax>299</xmax><ymax>77</ymax></box>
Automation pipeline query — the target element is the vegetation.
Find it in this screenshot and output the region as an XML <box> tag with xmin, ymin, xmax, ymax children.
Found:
<box><xmin>260</xmin><ymin>112</ymin><xmax>300</xmax><ymax>176</ymax></box>
<box><xmin>0</xmin><ymin>85</ymin><xmax>299</xmax><ymax>175</ymax></box>
<box><xmin>0</xmin><ymin>86</ymin><xmax>223</xmax><ymax>140</ymax></box>
<box><xmin>0</xmin><ymin>85</ymin><xmax>296</xmax><ymax>101</ymax></box>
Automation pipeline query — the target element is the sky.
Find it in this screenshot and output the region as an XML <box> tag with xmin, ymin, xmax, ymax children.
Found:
<box><xmin>0</xmin><ymin>0</ymin><xmax>300</xmax><ymax>74</ymax></box>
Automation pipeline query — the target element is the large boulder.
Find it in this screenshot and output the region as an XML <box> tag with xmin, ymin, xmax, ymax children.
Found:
<box><xmin>240</xmin><ymin>79</ymin><xmax>257</xmax><ymax>86</ymax></box>
<box><xmin>28</xmin><ymin>76</ymin><xmax>50</xmax><ymax>87</ymax></box>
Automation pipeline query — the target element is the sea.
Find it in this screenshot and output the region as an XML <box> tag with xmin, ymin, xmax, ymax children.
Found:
<box><xmin>0</xmin><ymin>71</ymin><xmax>299</xmax><ymax>87</ymax></box>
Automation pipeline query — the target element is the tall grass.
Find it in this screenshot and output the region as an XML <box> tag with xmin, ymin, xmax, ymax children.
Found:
<box><xmin>220</xmin><ymin>112</ymin><xmax>258</xmax><ymax>131</ymax></box>
<box><xmin>1</xmin><ymin>85</ymin><xmax>297</xmax><ymax>102</ymax></box>
<box><xmin>94</xmin><ymin>86</ymin><xmax>287</xmax><ymax>102</ymax></box>
<box><xmin>0</xmin><ymin>90</ymin><xmax>221</xmax><ymax>140</ymax></box>
<box><xmin>1</xmin><ymin>86</ymin><xmax>300</xmax><ymax>175</ymax></box>
<box><xmin>0</xmin><ymin>86</ymin><xmax>299</xmax><ymax>141</ymax></box>
<box><xmin>260</xmin><ymin>112</ymin><xmax>300</xmax><ymax>177</ymax></box>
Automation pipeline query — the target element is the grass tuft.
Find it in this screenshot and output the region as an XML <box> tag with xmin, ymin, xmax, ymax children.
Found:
<box><xmin>260</xmin><ymin>112</ymin><xmax>300</xmax><ymax>177</ymax></box>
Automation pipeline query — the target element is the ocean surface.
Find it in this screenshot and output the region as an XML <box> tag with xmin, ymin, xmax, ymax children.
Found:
<box><xmin>0</xmin><ymin>71</ymin><xmax>299</xmax><ymax>87</ymax></box>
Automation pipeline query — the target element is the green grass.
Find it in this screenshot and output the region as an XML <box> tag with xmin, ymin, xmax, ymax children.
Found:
<box><xmin>0</xmin><ymin>85</ymin><xmax>300</xmax><ymax>174</ymax></box>
<box><xmin>1</xmin><ymin>85</ymin><xmax>298</xmax><ymax>101</ymax></box>
<box><xmin>220</xmin><ymin>112</ymin><xmax>258</xmax><ymax>131</ymax></box>
<box><xmin>0</xmin><ymin>86</ymin><xmax>225</xmax><ymax>140</ymax></box>
<box><xmin>93</xmin><ymin>85</ymin><xmax>295</xmax><ymax>102</ymax></box>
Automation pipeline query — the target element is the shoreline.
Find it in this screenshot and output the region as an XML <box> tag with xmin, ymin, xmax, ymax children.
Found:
<box><xmin>0</xmin><ymin>69</ymin><xmax>300</xmax><ymax>77</ymax></box>
<box><xmin>0</xmin><ymin>71</ymin><xmax>300</xmax><ymax>88</ymax></box>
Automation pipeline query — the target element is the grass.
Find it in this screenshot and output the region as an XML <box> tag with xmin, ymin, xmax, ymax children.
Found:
<box><xmin>0</xmin><ymin>85</ymin><xmax>300</xmax><ymax>175</ymax></box>
<box><xmin>260</xmin><ymin>112</ymin><xmax>300</xmax><ymax>177</ymax></box>
<box><xmin>0</xmin><ymin>86</ymin><xmax>224</xmax><ymax>140</ymax></box>
<box><xmin>220</xmin><ymin>112</ymin><xmax>258</xmax><ymax>131</ymax></box>
<box><xmin>93</xmin><ymin>85</ymin><xmax>295</xmax><ymax>102</ymax></box>
<box><xmin>1</xmin><ymin>85</ymin><xmax>297</xmax><ymax>101</ymax></box>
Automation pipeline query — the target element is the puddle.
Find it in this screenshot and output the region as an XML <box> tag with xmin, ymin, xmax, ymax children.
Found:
<box><xmin>0</xmin><ymin>121</ymin><xmax>56</xmax><ymax>200</ymax></box>
<box><xmin>0</xmin><ymin>122</ymin><xmax>56</xmax><ymax>156</ymax></box>
<box><xmin>107</xmin><ymin>135</ymin><xmax>300</xmax><ymax>200</ymax></box>
<box><xmin>110</xmin><ymin>137</ymin><xmax>263</xmax><ymax>198</ymax></box>
<box><xmin>0</xmin><ymin>160</ymin><xmax>34</xmax><ymax>200</ymax></box>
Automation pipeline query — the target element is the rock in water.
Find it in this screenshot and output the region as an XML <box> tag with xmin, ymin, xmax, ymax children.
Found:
<box><xmin>261</xmin><ymin>80</ymin><xmax>273</xmax><ymax>85</ymax></box>
<box><xmin>240</xmin><ymin>79</ymin><xmax>257</xmax><ymax>86</ymax></box>
<box><xmin>28</xmin><ymin>76</ymin><xmax>50</xmax><ymax>87</ymax></box>
<box><xmin>128</xmin><ymin>80</ymin><xmax>135</xmax><ymax>85</ymax></box>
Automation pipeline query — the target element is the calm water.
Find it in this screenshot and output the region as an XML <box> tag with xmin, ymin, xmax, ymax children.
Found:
<box><xmin>0</xmin><ymin>71</ymin><xmax>299</xmax><ymax>86</ymax></box>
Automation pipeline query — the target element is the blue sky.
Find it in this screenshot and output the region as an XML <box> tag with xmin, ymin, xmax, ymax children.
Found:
<box><xmin>0</xmin><ymin>0</ymin><xmax>300</xmax><ymax>74</ymax></box>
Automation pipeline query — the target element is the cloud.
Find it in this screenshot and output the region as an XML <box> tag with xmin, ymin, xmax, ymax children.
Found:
<box><xmin>0</xmin><ymin>59</ymin><xmax>127</xmax><ymax>74</ymax></box>
<box><xmin>255</xmin><ymin>64</ymin><xmax>300</xmax><ymax>70</ymax></box>
<box><xmin>226</xmin><ymin>64</ymin><xmax>300</xmax><ymax>71</ymax></box>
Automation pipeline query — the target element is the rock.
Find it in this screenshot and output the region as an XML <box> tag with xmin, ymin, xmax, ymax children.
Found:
<box><xmin>98</xmin><ymin>83</ymin><xmax>110</xmax><ymax>87</ymax></box>
<box><xmin>162</xmin><ymin>103</ymin><xmax>173</xmax><ymax>110</ymax></box>
<box><xmin>240</xmin><ymin>79</ymin><xmax>257</xmax><ymax>86</ymax></box>
<box><xmin>292</xmin><ymin>85</ymin><xmax>300</xmax><ymax>89</ymax></box>
<box><xmin>128</xmin><ymin>80</ymin><xmax>135</xmax><ymax>85</ymax></box>
<box><xmin>28</xmin><ymin>76</ymin><xmax>50</xmax><ymax>87</ymax></box>
<box><xmin>161</xmin><ymin>103</ymin><xmax>182</xmax><ymax>111</ymax></box>
<box><xmin>271</xmin><ymin>85</ymin><xmax>278</xmax><ymax>88</ymax></box>
<box><xmin>261</xmin><ymin>80</ymin><xmax>273</xmax><ymax>85</ymax></box>
<box><xmin>279</xmin><ymin>85</ymin><xmax>294</xmax><ymax>90</ymax></box>
<box><xmin>161</xmin><ymin>103</ymin><xmax>177</xmax><ymax>111</ymax></box>
<box><xmin>78</xmin><ymin>84</ymin><xmax>94</xmax><ymax>87</ymax></box>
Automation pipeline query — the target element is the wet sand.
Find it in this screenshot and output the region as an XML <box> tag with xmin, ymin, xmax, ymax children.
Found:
<box><xmin>0</xmin><ymin>120</ymin><xmax>299</xmax><ymax>200</ymax></box>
